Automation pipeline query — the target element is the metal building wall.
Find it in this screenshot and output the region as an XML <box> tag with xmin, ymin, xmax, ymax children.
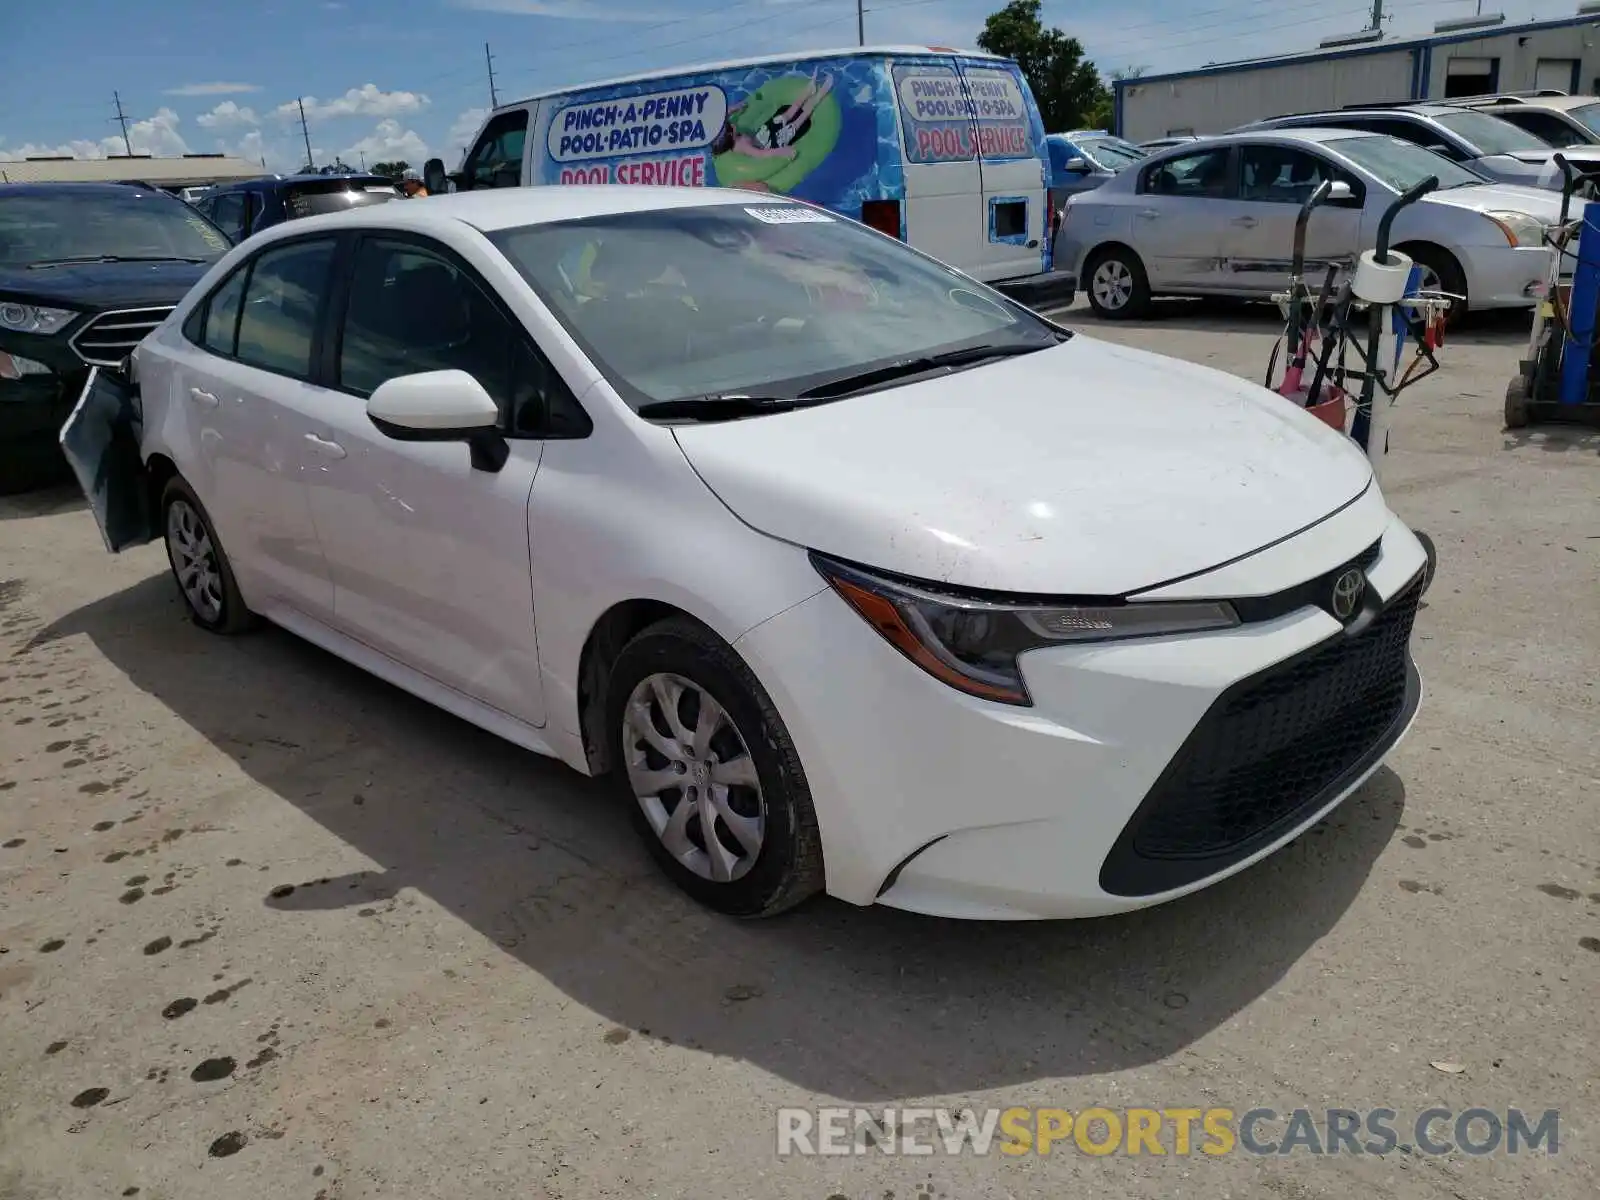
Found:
<box><xmin>1118</xmin><ymin>50</ymin><xmax>1415</xmax><ymax>141</ymax></box>
<box><xmin>1418</xmin><ymin>27</ymin><xmax>1596</xmax><ymax>98</ymax></box>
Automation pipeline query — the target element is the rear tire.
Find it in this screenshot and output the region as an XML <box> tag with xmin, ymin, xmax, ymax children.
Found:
<box><xmin>1085</xmin><ymin>246</ymin><xmax>1152</xmax><ymax>319</ymax></box>
<box><xmin>606</xmin><ymin>616</ymin><xmax>823</xmax><ymax>918</ymax></box>
<box><xmin>160</xmin><ymin>476</ymin><xmax>257</xmax><ymax>635</ymax></box>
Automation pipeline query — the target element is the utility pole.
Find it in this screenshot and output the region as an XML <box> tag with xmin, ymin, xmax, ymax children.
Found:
<box><xmin>1368</xmin><ymin>0</ymin><xmax>1382</xmax><ymax>31</ymax></box>
<box><xmin>297</xmin><ymin>97</ymin><xmax>315</xmax><ymax>172</ymax></box>
<box><xmin>112</xmin><ymin>91</ymin><xmax>134</xmax><ymax>156</ymax></box>
<box><xmin>856</xmin><ymin>0</ymin><xmax>865</xmax><ymax>46</ymax></box>
<box><xmin>486</xmin><ymin>42</ymin><xmax>500</xmax><ymax>108</ymax></box>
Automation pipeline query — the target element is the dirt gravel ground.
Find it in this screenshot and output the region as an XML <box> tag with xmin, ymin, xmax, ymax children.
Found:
<box><xmin>0</xmin><ymin>299</ymin><xmax>1596</xmax><ymax>1200</ymax></box>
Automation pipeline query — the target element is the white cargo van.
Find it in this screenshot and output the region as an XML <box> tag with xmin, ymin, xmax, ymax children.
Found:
<box><xmin>427</xmin><ymin>46</ymin><xmax>1075</xmax><ymax>307</ymax></box>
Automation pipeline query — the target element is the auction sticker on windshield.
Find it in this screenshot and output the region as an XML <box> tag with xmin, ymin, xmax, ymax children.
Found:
<box><xmin>745</xmin><ymin>206</ymin><xmax>835</xmax><ymax>224</ymax></box>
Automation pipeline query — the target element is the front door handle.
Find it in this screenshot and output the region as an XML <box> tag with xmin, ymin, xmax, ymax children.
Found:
<box><xmin>188</xmin><ymin>387</ymin><xmax>219</xmax><ymax>407</ymax></box>
<box><xmin>1136</xmin><ymin>208</ymin><xmax>1160</xmax><ymax>220</ymax></box>
<box><xmin>304</xmin><ymin>433</ymin><xmax>347</xmax><ymax>460</ymax></box>
<box><xmin>1232</xmin><ymin>216</ymin><xmax>1259</xmax><ymax>228</ymax></box>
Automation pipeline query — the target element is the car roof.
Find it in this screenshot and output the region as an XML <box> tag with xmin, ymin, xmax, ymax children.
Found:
<box><xmin>1484</xmin><ymin>94</ymin><xmax>1597</xmax><ymax>113</ymax></box>
<box><xmin>1180</xmin><ymin>127</ymin><xmax>1383</xmax><ymax>148</ymax></box>
<box><xmin>0</xmin><ymin>181</ymin><xmax>182</xmax><ymax>198</ymax></box>
<box><xmin>251</xmin><ymin>185</ymin><xmax>785</xmax><ymax>239</ymax></box>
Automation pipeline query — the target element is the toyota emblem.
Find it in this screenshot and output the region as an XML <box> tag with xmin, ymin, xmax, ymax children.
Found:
<box><xmin>1330</xmin><ymin>567</ymin><xmax>1366</xmax><ymax>621</ymax></box>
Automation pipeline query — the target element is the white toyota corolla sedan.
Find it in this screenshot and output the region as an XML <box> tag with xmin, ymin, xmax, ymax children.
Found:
<box><xmin>64</xmin><ymin>186</ymin><xmax>1428</xmax><ymax>920</ymax></box>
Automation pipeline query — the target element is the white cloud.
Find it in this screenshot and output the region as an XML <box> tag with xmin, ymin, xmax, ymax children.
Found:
<box><xmin>453</xmin><ymin>0</ymin><xmax>665</xmax><ymax>21</ymax></box>
<box><xmin>342</xmin><ymin>119</ymin><xmax>430</xmax><ymax>166</ymax></box>
<box><xmin>0</xmin><ymin>139</ymin><xmax>105</xmax><ymax>161</ymax></box>
<box><xmin>164</xmin><ymin>82</ymin><xmax>261</xmax><ymax>97</ymax></box>
<box><xmin>196</xmin><ymin>101</ymin><xmax>260</xmax><ymax>130</ymax></box>
<box><xmin>273</xmin><ymin>84</ymin><xmax>431</xmax><ymax>121</ymax></box>
<box><xmin>447</xmin><ymin>108</ymin><xmax>488</xmax><ymax>162</ymax></box>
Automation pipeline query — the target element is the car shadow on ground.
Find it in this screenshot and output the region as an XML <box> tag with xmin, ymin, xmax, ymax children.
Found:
<box><xmin>1063</xmin><ymin>298</ymin><xmax>1530</xmax><ymax>349</ymax></box>
<box><xmin>1503</xmin><ymin>425</ymin><xmax>1600</xmax><ymax>456</ymax></box>
<box><xmin>29</xmin><ymin>569</ymin><xmax>1407</xmax><ymax>1101</ymax></box>
<box><xmin>0</xmin><ymin>481</ymin><xmax>86</xmax><ymax>522</ymax></box>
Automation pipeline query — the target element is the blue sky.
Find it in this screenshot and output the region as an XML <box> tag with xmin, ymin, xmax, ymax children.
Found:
<box><xmin>0</xmin><ymin>0</ymin><xmax>1551</xmax><ymax>170</ymax></box>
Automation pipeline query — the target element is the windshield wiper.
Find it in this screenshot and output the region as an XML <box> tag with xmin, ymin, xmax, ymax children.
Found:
<box><xmin>637</xmin><ymin>394</ymin><xmax>814</xmax><ymax>422</ymax></box>
<box><xmin>795</xmin><ymin>341</ymin><xmax>1054</xmax><ymax>401</ymax></box>
<box><xmin>27</xmin><ymin>254</ymin><xmax>210</xmax><ymax>269</ymax></box>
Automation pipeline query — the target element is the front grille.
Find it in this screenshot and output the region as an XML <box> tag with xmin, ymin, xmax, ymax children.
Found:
<box><xmin>1100</xmin><ymin>573</ymin><xmax>1422</xmax><ymax>896</ymax></box>
<box><xmin>69</xmin><ymin>307</ymin><xmax>173</xmax><ymax>367</ymax></box>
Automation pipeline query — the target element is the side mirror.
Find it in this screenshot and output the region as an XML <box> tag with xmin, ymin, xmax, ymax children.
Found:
<box><xmin>1327</xmin><ymin>180</ymin><xmax>1357</xmax><ymax>204</ymax></box>
<box><xmin>367</xmin><ymin>370</ymin><xmax>508</xmax><ymax>472</ymax></box>
<box><xmin>1063</xmin><ymin>155</ymin><xmax>1090</xmax><ymax>173</ymax></box>
<box><xmin>1423</xmin><ymin>143</ymin><xmax>1454</xmax><ymax>157</ymax></box>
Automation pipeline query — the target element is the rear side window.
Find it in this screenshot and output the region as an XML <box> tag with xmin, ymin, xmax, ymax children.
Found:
<box><xmin>1143</xmin><ymin>147</ymin><xmax>1233</xmax><ymax>198</ymax></box>
<box><xmin>201</xmin><ymin>267</ymin><xmax>248</xmax><ymax>355</ymax></box>
<box><xmin>235</xmin><ymin>239</ymin><xmax>336</xmax><ymax>378</ymax></box>
<box><xmin>209</xmin><ymin>192</ymin><xmax>247</xmax><ymax>243</ymax></box>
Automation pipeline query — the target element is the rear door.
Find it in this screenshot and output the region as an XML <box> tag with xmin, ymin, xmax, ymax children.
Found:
<box><xmin>959</xmin><ymin>58</ymin><xmax>1048</xmax><ymax>282</ymax></box>
<box><xmin>1132</xmin><ymin>145</ymin><xmax>1237</xmax><ymax>292</ymax></box>
<box><xmin>891</xmin><ymin>55</ymin><xmax>984</xmax><ymax>274</ymax></box>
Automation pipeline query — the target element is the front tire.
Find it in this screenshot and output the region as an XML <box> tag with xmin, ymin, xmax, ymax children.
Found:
<box><xmin>160</xmin><ymin>476</ymin><xmax>256</xmax><ymax>634</ymax></box>
<box><xmin>1085</xmin><ymin>246</ymin><xmax>1151</xmax><ymax>319</ymax></box>
<box><xmin>606</xmin><ymin>617</ymin><xmax>823</xmax><ymax>917</ymax></box>
<box><xmin>1398</xmin><ymin>243</ymin><xmax>1467</xmax><ymax>323</ymax></box>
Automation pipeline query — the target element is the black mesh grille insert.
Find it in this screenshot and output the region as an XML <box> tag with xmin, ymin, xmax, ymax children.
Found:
<box><xmin>1100</xmin><ymin>574</ymin><xmax>1422</xmax><ymax>896</ymax></box>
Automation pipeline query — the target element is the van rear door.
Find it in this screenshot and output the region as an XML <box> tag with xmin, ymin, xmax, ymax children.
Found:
<box><xmin>958</xmin><ymin>58</ymin><xmax>1048</xmax><ymax>283</ymax></box>
<box><xmin>891</xmin><ymin>56</ymin><xmax>984</xmax><ymax>276</ymax></box>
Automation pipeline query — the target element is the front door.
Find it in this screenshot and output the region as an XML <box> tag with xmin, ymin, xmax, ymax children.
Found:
<box><xmin>303</xmin><ymin>233</ymin><xmax>549</xmax><ymax>726</ymax></box>
<box><xmin>959</xmin><ymin>59</ymin><xmax>1047</xmax><ymax>283</ymax></box>
<box><xmin>1222</xmin><ymin>144</ymin><xmax>1363</xmax><ymax>296</ymax></box>
<box><xmin>893</xmin><ymin>57</ymin><xmax>984</xmax><ymax>274</ymax></box>
<box><xmin>1132</xmin><ymin>145</ymin><xmax>1237</xmax><ymax>291</ymax></box>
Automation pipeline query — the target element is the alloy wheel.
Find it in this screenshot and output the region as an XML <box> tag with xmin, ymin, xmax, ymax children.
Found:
<box><xmin>622</xmin><ymin>672</ymin><xmax>766</xmax><ymax>884</ymax></box>
<box><xmin>1092</xmin><ymin>259</ymin><xmax>1133</xmax><ymax>311</ymax></box>
<box><xmin>166</xmin><ymin>499</ymin><xmax>223</xmax><ymax>623</ymax></box>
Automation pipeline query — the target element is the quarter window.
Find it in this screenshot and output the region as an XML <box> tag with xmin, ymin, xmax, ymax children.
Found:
<box><xmin>338</xmin><ymin>237</ymin><xmax>583</xmax><ymax>436</ymax></box>
<box><xmin>234</xmin><ymin>238</ymin><xmax>335</xmax><ymax>378</ymax></box>
<box><xmin>1143</xmin><ymin>148</ymin><xmax>1233</xmax><ymax>198</ymax></box>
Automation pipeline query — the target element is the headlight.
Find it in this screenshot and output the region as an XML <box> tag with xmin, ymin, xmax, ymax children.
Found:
<box><xmin>811</xmin><ymin>553</ymin><xmax>1240</xmax><ymax>706</ymax></box>
<box><xmin>1484</xmin><ymin>210</ymin><xmax>1545</xmax><ymax>248</ymax></box>
<box><xmin>0</xmin><ymin>302</ymin><xmax>77</xmax><ymax>336</ymax></box>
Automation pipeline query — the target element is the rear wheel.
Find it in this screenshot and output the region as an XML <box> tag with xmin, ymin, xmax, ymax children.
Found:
<box><xmin>160</xmin><ymin>477</ymin><xmax>257</xmax><ymax>634</ymax></box>
<box><xmin>607</xmin><ymin>617</ymin><xmax>823</xmax><ymax>917</ymax></box>
<box><xmin>1085</xmin><ymin>246</ymin><xmax>1151</xmax><ymax>319</ymax></box>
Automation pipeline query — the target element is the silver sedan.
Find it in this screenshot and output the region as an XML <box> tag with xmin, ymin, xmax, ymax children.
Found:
<box><xmin>1055</xmin><ymin>128</ymin><xmax>1570</xmax><ymax>319</ymax></box>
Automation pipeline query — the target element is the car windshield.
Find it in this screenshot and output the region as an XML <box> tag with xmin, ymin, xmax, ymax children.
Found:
<box><xmin>489</xmin><ymin>203</ymin><xmax>1063</xmax><ymax>410</ymax></box>
<box><xmin>0</xmin><ymin>188</ymin><xmax>230</xmax><ymax>268</ymax></box>
<box><xmin>1434</xmin><ymin>110</ymin><xmax>1551</xmax><ymax>155</ymax></box>
<box><xmin>1325</xmin><ymin>134</ymin><xmax>1484</xmax><ymax>191</ymax></box>
<box><xmin>1078</xmin><ymin>137</ymin><xmax>1146</xmax><ymax>170</ymax></box>
<box><xmin>285</xmin><ymin>183</ymin><xmax>400</xmax><ymax>219</ymax></box>
<box><xmin>1566</xmin><ymin>101</ymin><xmax>1600</xmax><ymax>137</ymax></box>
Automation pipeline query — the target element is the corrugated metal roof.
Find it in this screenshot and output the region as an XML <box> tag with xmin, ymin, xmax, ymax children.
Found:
<box><xmin>0</xmin><ymin>155</ymin><xmax>263</xmax><ymax>186</ymax></box>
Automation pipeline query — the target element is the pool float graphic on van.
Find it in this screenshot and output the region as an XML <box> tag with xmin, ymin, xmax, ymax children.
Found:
<box><xmin>534</xmin><ymin>55</ymin><xmax>898</xmax><ymax>213</ymax></box>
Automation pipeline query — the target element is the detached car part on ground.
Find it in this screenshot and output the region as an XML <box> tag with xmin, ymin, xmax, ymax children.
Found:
<box><xmin>0</xmin><ymin>183</ymin><xmax>229</xmax><ymax>493</ymax></box>
<box><xmin>1058</xmin><ymin>128</ymin><xmax>1569</xmax><ymax>320</ymax></box>
<box><xmin>64</xmin><ymin>187</ymin><xmax>1428</xmax><ymax>921</ymax></box>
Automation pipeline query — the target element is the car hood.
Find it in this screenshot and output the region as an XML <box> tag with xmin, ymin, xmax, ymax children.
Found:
<box><xmin>0</xmin><ymin>259</ymin><xmax>213</xmax><ymax>310</ymax></box>
<box><xmin>1424</xmin><ymin>182</ymin><xmax>1576</xmax><ymax>219</ymax></box>
<box><xmin>671</xmin><ymin>337</ymin><xmax>1374</xmax><ymax>595</ymax></box>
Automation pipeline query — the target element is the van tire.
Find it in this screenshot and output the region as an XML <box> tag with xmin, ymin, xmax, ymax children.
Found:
<box><xmin>1085</xmin><ymin>246</ymin><xmax>1151</xmax><ymax>319</ymax></box>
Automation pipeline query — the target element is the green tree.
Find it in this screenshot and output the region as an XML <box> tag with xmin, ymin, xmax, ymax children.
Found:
<box><xmin>371</xmin><ymin>160</ymin><xmax>410</xmax><ymax>179</ymax></box>
<box><xmin>977</xmin><ymin>0</ymin><xmax>1111</xmax><ymax>132</ymax></box>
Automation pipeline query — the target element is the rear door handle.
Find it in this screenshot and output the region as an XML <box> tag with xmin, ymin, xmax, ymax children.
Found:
<box><xmin>304</xmin><ymin>433</ymin><xmax>347</xmax><ymax>460</ymax></box>
<box><xmin>188</xmin><ymin>387</ymin><xmax>219</xmax><ymax>407</ymax></box>
<box><xmin>1231</xmin><ymin>216</ymin><xmax>1259</xmax><ymax>228</ymax></box>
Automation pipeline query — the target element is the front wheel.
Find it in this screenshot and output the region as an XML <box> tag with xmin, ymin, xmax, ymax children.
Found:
<box><xmin>1085</xmin><ymin>247</ymin><xmax>1151</xmax><ymax>319</ymax></box>
<box><xmin>1397</xmin><ymin>243</ymin><xmax>1467</xmax><ymax>323</ymax></box>
<box><xmin>607</xmin><ymin>617</ymin><xmax>823</xmax><ymax>917</ymax></box>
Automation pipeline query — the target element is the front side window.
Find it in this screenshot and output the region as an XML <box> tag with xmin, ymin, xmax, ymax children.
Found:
<box><xmin>489</xmin><ymin>202</ymin><xmax>1063</xmax><ymax>410</ymax></box>
<box><xmin>1499</xmin><ymin>109</ymin><xmax>1587</xmax><ymax>148</ymax></box>
<box><xmin>1143</xmin><ymin>148</ymin><xmax>1233</xmax><ymax>198</ymax></box>
<box><xmin>234</xmin><ymin>238</ymin><xmax>335</xmax><ymax>377</ymax></box>
<box><xmin>201</xmin><ymin>267</ymin><xmax>249</xmax><ymax>356</ymax></box>
<box><xmin>0</xmin><ymin>187</ymin><xmax>230</xmax><ymax>269</ymax></box>
<box><xmin>338</xmin><ymin>237</ymin><xmax>580</xmax><ymax>434</ymax></box>
<box><xmin>465</xmin><ymin>111</ymin><xmax>528</xmax><ymax>189</ymax></box>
